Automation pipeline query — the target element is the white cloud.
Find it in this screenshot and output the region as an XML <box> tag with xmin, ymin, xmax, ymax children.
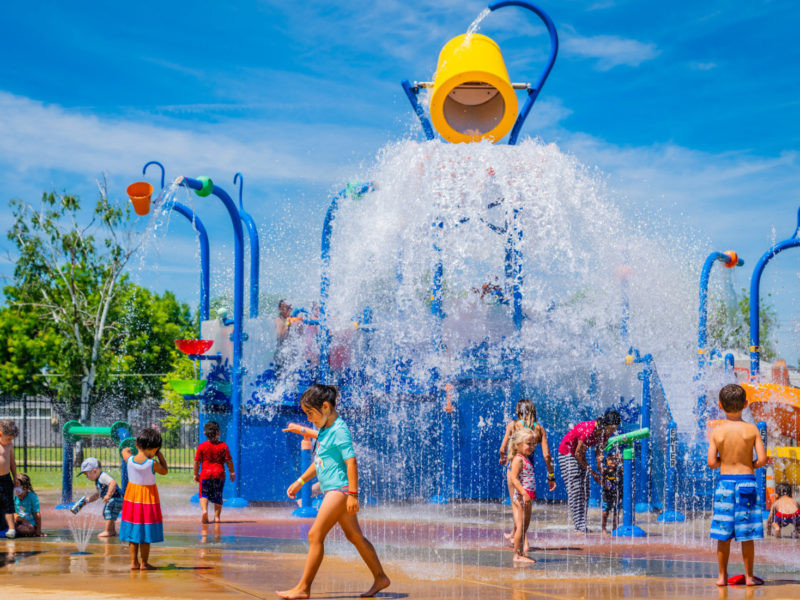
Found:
<box><xmin>0</xmin><ymin>91</ymin><xmax>382</xmax><ymax>187</ymax></box>
<box><xmin>562</xmin><ymin>31</ymin><xmax>660</xmax><ymax>70</ymax></box>
<box><xmin>690</xmin><ymin>61</ymin><xmax>718</xmax><ymax>71</ymax></box>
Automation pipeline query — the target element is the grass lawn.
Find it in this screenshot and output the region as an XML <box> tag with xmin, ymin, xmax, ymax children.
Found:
<box><xmin>21</xmin><ymin>465</ymin><xmax>195</xmax><ymax>491</ymax></box>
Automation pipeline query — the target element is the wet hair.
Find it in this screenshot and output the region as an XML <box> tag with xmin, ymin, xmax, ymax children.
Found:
<box><xmin>775</xmin><ymin>482</ymin><xmax>793</xmax><ymax>498</ymax></box>
<box><xmin>515</xmin><ymin>399</ymin><xmax>537</xmax><ymax>429</ymax></box>
<box><xmin>508</xmin><ymin>426</ymin><xmax>540</xmax><ymax>459</ymax></box>
<box><xmin>136</xmin><ymin>427</ymin><xmax>162</xmax><ymax>451</ymax></box>
<box><xmin>17</xmin><ymin>473</ymin><xmax>34</xmax><ymax>493</ymax></box>
<box><xmin>0</xmin><ymin>419</ymin><xmax>19</xmax><ymax>438</ymax></box>
<box><xmin>300</xmin><ymin>384</ymin><xmax>338</xmax><ymax>412</ymax></box>
<box><xmin>278</xmin><ymin>299</ymin><xmax>290</xmax><ymax>309</ymax></box>
<box><xmin>597</xmin><ymin>410</ymin><xmax>621</xmax><ymax>428</ymax></box>
<box><xmin>719</xmin><ymin>384</ymin><xmax>747</xmax><ymax>412</ymax></box>
<box><xmin>204</xmin><ymin>421</ymin><xmax>221</xmax><ymax>440</ymax></box>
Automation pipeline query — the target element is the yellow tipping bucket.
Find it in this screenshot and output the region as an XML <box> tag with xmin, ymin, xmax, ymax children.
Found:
<box><xmin>430</xmin><ymin>33</ymin><xmax>518</xmax><ymax>144</ymax></box>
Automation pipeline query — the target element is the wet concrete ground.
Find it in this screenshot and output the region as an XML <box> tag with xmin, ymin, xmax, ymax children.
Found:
<box><xmin>2</xmin><ymin>488</ymin><xmax>799</xmax><ymax>599</ymax></box>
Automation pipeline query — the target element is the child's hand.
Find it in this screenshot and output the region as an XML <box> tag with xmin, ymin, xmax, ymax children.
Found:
<box><xmin>548</xmin><ymin>479</ymin><xmax>557</xmax><ymax>492</ymax></box>
<box><xmin>103</xmin><ymin>496</ymin><xmax>110</xmax><ymax>503</ymax></box>
<box><xmin>230</xmin><ymin>472</ymin><xmax>235</xmax><ymax>482</ymax></box>
<box><xmin>193</xmin><ymin>474</ymin><xmax>200</xmax><ymax>483</ymax></box>
<box><xmin>499</xmin><ymin>453</ymin><xmax>507</xmax><ymax>466</ymax></box>
<box><xmin>286</xmin><ymin>480</ymin><xmax>302</xmax><ymax>499</ymax></box>
<box><xmin>346</xmin><ymin>494</ymin><xmax>359</xmax><ymax>514</ymax></box>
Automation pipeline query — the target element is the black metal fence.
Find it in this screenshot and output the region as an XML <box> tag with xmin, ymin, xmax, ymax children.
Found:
<box><xmin>0</xmin><ymin>395</ymin><xmax>198</xmax><ymax>471</ymax></box>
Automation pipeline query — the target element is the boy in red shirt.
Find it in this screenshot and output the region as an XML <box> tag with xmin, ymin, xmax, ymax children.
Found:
<box><xmin>194</xmin><ymin>421</ymin><xmax>234</xmax><ymax>523</ymax></box>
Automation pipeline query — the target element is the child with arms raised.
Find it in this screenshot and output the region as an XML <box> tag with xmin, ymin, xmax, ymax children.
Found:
<box><xmin>277</xmin><ymin>384</ymin><xmax>389</xmax><ymax>599</ymax></box>
<box><xmin>120</xmin><ymin>428</ymin><xmax>168</xmax><ymax>570</ymax></box>
<box><xmin>708</xmin><ymin>384</ymin><xmax>767</xmax><ymax>586</ymax></box>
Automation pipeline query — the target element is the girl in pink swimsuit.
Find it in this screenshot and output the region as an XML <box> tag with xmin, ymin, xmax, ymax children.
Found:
<box><xmin>508</xmin><ymin>428</ymin><xmax>541</xmax><ymax>564</ymax></box>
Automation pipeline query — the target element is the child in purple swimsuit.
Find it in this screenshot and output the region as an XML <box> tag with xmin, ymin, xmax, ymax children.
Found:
<box><xmin>767</xmin><ymin>483</ymin><xmax>800</xmax><ymax>538</ymax></box>
<box><xmin>507</xmin><ymin>427</ymin><xmax>540</xmax><ymax>564</ymax></box>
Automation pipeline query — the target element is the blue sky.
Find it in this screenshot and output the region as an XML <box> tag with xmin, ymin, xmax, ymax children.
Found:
<box><xmin>1</xmin><ymin>0</ymin><xmax>799</xmax><ymax>362</ymax></box>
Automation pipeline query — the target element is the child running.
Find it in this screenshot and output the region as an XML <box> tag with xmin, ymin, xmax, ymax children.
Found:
<box><xmin>507</xmin><ymin>428</ymin><xmax>540</xmax><ymax>563</ymax></box>
<box><xmin>194</xmin><ymin>420</ymin><xmax>234</xmax><ymax>523</ymax></box>
<box><xmin>120</xmin><ymin>428</ymin><xmax>168</xmax><ymax>570</ymax></box>
<box><xmin>499</xmin><ymin>399</ymin><xmax>555</xmax><ymax>548</ymax></box>
<box><xmin>78</xmin><ymin>457</ymin><xmax>123</xmax><ymax>538</ymax></box>
<box><xmin>766</xmin><ymin>483</ymin><xmax>800</xmax><ymax>538</ymax></box>
<box><xmin>0</xmin><ymin>419</ymin><xmax>19</xmax><ymax>538</ymax></box>
<box><xmin>277</xmin><ymin>384</ymin><xmax>390</xmax><ymax>599</ymax></box>
<box><xmin>708</xmin><ymin>384</ymin><xmax>767</xmax><ymax>586</ymax></box>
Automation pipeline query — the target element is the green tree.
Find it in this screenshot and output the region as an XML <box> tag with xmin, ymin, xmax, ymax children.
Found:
<box><xmin>2</xmin><ymin>184</ymin><xmax>194</xmax><ymax>419</ymax></box>
<box><xmin>707</xmin><ymin>289</ymin><xmax>778</xmax><ymax>361</ymax></box>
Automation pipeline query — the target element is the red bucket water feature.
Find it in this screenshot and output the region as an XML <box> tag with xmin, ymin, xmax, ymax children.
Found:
<box><xmin>175</xmin><ymin>339</ymin><xmax>214</xmax><ymax>355</ymax></box>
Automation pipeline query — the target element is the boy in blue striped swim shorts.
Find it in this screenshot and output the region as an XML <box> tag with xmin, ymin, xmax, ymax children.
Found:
<box><xmin>707</xmin><ymin>384</ymin><xmax>767</xmax><ymax>587</ymax></box>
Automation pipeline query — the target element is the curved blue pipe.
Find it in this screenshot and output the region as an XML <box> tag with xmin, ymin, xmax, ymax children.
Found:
<box><xmin>319</xmin><ymin>183</ymin><xmax>373</xmax><ymax>382</ymax></box>
<box><xmin>142</xmin><ymin>161</ymin><xmax>209</xmax><ymax>322</ymax></box>
<box><xmin>694</xmin><ymin>251</ymin><xmax>743</xmax><ymax>424</ymax></box>
<box><xmin>167</xmin><ymin>202</ymin><xmax>211</xmax><ymax>321</ymax></box>
<box><xmin>178</xmin><ymin>176</ymin><xmax>245</xmax><ymax>502</ymax></box>
<box><xmin>234</xmin><ymin>173</ymin><xmax>260</xmax><ymax>318</ymax></box>
<box><xmin>488</xmin><ymin>1</ymin><xmax>559</xmax><ymax>145</ymax></box>
<box><xmin>749</xmin><ymin>209</ymin><xmax>800</xmax><ymax>376</ymax></box>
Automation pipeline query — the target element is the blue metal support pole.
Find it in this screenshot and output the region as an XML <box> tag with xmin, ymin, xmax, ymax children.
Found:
<box><xmin>695</xmin><ymin>251</ymin><xmax>743</xmax><ymax>426</ymax></box>
<box><xmin>143</xmin><ymin>162</ymin><xmax>210</xmax><ymax>322</ymax></box>
<box><xmin>400</xmin><ymin>80</ymin><xmax>435</xmax><ymax>141</ymax></box>
<box><xmin>178</xmin><ymin>176</ymin><xmax>248</xmax><ymax>507</ymax></box>
<box><xmin>56</xmin><ymin>440</ymin><xmax>74</xmax><ymax>509</ymax></box>
<box><xmin>292</xmin><ymin>437</ymin><xmax>318</xmax><ymax>518</ymax></box>
<box><xmin>757</xmin><ymin>421</ymin><xmax>769</xmax><ymax>517</ymax></box>
<box><xmin>168</xmin><ymin>202</ymin><xmax>211</xmax><ymax>322</ymax></box>
<box><xmin>635</xmin><ymin>355</ymin><xmax>653</xmax><ymax>513</ymax></box>
<box><xmin>613</xmin><ymin>446</ymin><xmax>647</xmax><ymax>537</ymax></box>
<box><xmin>234</xmin><ymin>173</ymin><xmax>260</xmax><ymax>318</ymax></box>
<box><xmin>749</xmin><ymin>208</ymin><xmax>800</xmax><ymax>378</ymax></box>
<box><xmin>319</xmin><ymin>183</ymin><xmax>373</xmax><ymax>383</ymax></box>
<box><xmin>658</xmin><ymin>421</ymin><xmax>686</xmax><ymax>522</ymax></box>
<box><xmin>488</xmin><ymin>1</ymin><xmax>558</xmax><ymax>146</ymax></box>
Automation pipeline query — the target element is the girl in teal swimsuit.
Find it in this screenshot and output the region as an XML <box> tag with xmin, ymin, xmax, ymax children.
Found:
<box><xmin>277</xmin><ymin>385</ymin><xmax>390</xmax><ymax>599</ymax></box>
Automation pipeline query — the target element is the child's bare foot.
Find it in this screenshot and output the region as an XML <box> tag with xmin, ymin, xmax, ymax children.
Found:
<box><xmin>745</xmin><ymin>576</ymin><xmax>764</xmax><ymax>586</ymax></box>
<box><xmin>98</xmin><ymin>531</ymin><xmax>116</xmax><ymax>538</ymax></box>
<box><xmin>131</xmin><ymin>562</ymin><xmax>140</xmax><ymax>570</ymax></box>
<box><xmin>513</xmin><ymin>553</ymin><xmax>536</xmax><ymax>564</ymax></box>
<box><xmin>361</xmin><ymin>575</ymin><xmax>390</xmax><ymax>597</ymax></box>
<box><xmin>276</xmin><ymin>587</ymin><xmax>310</xmax><ymax>599</ymax></box>
<box><xmin>716</xmin><ymin>574</ymin><xmax>727</xmax><ymax>587</ymax></box>
<box><xmin>201</xmin><ymin>513</ymin><xmax>209</xmax><ymax>524</ymax></box>
<box><xmin>140</xmin><ymin>563</ymin><xmax>157</xmax><ymax>571</ymax></box>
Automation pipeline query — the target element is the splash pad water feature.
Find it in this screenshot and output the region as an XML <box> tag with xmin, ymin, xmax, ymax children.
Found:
<box><xmin>108</xmin><ymin>0</ymin><xmax>800</xmax><ymax>587</ymax></box>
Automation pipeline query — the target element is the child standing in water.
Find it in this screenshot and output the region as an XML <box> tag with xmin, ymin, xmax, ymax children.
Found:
<box><xmin>194</xmin><ymin>420</ymin><xmax>234</xmax><ymax>523</ymax></box>
<box><xmin>600</xmin><ymin>452</ymin><xmax>623</xmax><ymax>534</ymax></box>
<box><xmin>507</xmin><ymin>428</ymin><xmax>540</xmax><ymax>563</ymax></box>
<box><xmin>277</xmin><ymin>384</ymin><xmax>390</xmax><ymax>599</ymax></box>
<box><xmin>499</xmin><ymin>399</ymin><xmax>555</xmax><ymax>548</ymax></box>
<box><xmin>708</xmin><ymin>384</ymin><xmax>767</xmax><ymax>586</ymax></box>
<box><xmin>766</xmin><ymin>483</ymin><xmax>800</xmax><ymax>538</ymax></box>
<box><xmin>120</xmin><ymin>428</ymin><xmax>168</xmax><ymax>570</ymax></box>
<box><xmin>0</xmin><ymin>419</ymin><xmax>19</xmax><ymax>538</ymax></box>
